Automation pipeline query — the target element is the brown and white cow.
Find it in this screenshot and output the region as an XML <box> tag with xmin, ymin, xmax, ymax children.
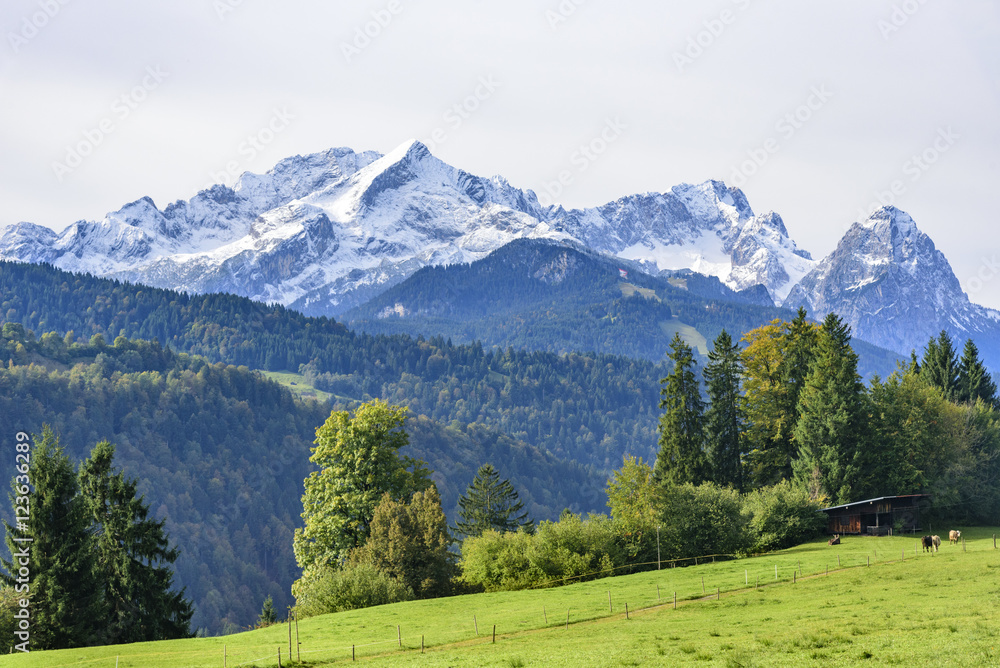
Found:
<box><xmin>828</xmin><ymin>534</ymin><xmax>840</xmax><ymax>546</ymax></box>
<box><xmin>949</xmin><ymin>530</ymin><xmax>962</xmax><ymax>544</ymax></box>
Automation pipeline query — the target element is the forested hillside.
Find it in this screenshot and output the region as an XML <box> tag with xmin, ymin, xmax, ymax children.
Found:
<box><xmin>0</xmin><ymin>260</ymin><xmax>664</xmax><ymax>470</ymax></box>
<box><xmin>344</xmin><ymin>239</ymin><xmax>903</xmax><ymax>377</ymax></box>
<box><xmin>0</xmin><ymin>328</ymin><xmax>604</xmax><ymax>634</ymax></box>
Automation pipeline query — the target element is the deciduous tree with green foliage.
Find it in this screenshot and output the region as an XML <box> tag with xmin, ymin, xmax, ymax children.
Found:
<box><xmin>1</xmin><ymin>427</ymin><xmax>103</xmax><ymax>650</ymax></box>
<box><xmin>605</xmin><ymin>455</ymin><xmax>661</xmax><ymax>558</ymax></box>
<box><xmin>703</xmin><ymin>329</ymin><xmax>745</xmax><ymax>491</ymax></box>
<box><xmin>350</xmin><ymin>486</ymin><xmax>455</xmax><ymax>599</ymax></box>
<box><xmin>654</xmin><ymin>334</ymin><xmax>707</xmax><ymax>486</ymax></box>
<box><xmin>78</xmin><ymin>440</ymin><xmax>193</xmax><ymax>644</ymax></box>
<box><xmin>293</xmin><ymin>400</ymin><xmax>431</xmax><ymax>571</ymax></box>
<box><xmin>453</xmin><ymin>464</ymin><xmax>533</xmax><ymax>538</ymax></box>
<box><xmin>792</xmin><ymin>314</ymin><xmax>868</xmax><ymax>504</ymax></box>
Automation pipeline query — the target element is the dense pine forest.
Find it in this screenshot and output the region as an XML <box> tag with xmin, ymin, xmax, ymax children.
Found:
<box><xmin>344</xmin><ymin>239</ymin><xmax>904</xmax><ymax>377</ymax></box>
<box><xmin>0</xmin><ymin>260</ymin><xmax>664</xmax><ymax>471</ymax></box>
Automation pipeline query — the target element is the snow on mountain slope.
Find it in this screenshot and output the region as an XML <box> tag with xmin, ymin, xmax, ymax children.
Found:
<box><xmin>785</xmin><ymin>206</ymin><xmax>1000</xmax><ymax>364</ymax></box>
<box><xmin>1</xmin><ymin>140</ymin><xmax>811</xmax><ymax>314</ymax></box>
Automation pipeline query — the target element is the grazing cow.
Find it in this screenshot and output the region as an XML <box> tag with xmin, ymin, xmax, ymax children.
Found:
<box><xmin>828</xmin><ymin>534</ymin><xmax>840</xmax><ymax>546</ymax></box>
<box><xmin>921</xmin><ymin>536</ymin><xmax>934</xmax><ymax>552</ymax></box>
<box><xmin>931</xmin><ymin>535</ymin><xmax>941</xmax><ymax>551</ymax></box>
<box><xmin>949</xmin><ymin>530</ymin><xmax>962</xmax><ymax>544</ymax></box>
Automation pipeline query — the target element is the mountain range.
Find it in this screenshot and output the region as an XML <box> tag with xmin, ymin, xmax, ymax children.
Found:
<box><xmin>2</xmin><ymin>140</ymin><xmax>997</xmax><ymax>368</ymax></box>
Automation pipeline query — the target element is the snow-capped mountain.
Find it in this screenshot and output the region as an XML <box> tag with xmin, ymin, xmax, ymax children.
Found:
<box><xmin>0</xmin><ymin>140</ymin><xmax>813</xmax><ymax>314</ymax></box>
<box><xmin>784</xmin><ymin>206</ymin><xmax>1000</xmax><ymax>363</ymax></box>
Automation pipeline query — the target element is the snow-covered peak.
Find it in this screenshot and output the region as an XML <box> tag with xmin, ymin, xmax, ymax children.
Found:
<box><xmin>1</xmin><ymin>141</ymin><xmax>820</xmax><ymax>314</ymax></box>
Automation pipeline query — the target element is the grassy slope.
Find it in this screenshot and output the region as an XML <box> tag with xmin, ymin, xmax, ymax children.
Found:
<box><xmin>7</xmin><ymin>529</ymin><xmax>999</xmax><ymax>667</ymax></box>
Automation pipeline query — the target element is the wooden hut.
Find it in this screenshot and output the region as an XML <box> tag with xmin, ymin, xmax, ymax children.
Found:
<box><xmin>819</xmin><ymin>495</ymin><xmax>930</xmax><ymax>535</ymax></box>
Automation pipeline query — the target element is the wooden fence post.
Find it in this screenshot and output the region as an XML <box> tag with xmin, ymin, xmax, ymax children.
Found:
<box><xmin>474</xmin><ymin>614</ymin><xmax>479</xmax><ymax>636</ymax></box>
<box><xmin>657</xmin><ymin>584</ymin><xmax>660</xmax><ymax>601</ymax></box>
<box><xmin>543</xmin><ymin>605</ymin><xmax>547</xmax><ymax>624</ymax></box>
<box><xmin>421</xmin><ymin>635</ymin><xmax>425</xmax><ymax>653</ymax></box>
<box><xmin>702</xmin><ymin>576</ymin><xmax>705</xmax><ymax>594</ymax></box>
<box><xmin>398</xmin><ymin>624</ymin><xmax>402</xmax><ymax>648</ymax></box>
<box><xmin>352</xmin><ymin>645</ymin><xmax>355</xmax><ymax>662</ymax></box>
<box><xmin>625</xmin><ymin>602</ymin><xmax>629</xmax><ymax>620</ymax></box>
<box><xmin>492</xmin><ymin>625</ymin><xmax>496</xmax><ymax>644</ymax></box>
<box><xmin>278</xmin><ymin>647</ymin><xmax>282</xmax><ymax>668</ymax></box>
<box><xmin>566</xmin><ymin>610</ymin><xmax>570</xmax><ymax>630</ymax></box>
<box><xmin>288</xmin><ymin>609</ymin><xmax>292</xmax><ymax>660</ymax></box>
<box><xmin>838</xmin><ymin>555</ymin><xmax>841</xmax><ymax>567</ymax></box>
<box><xmin>717</xmin><ymin>587</ymin><xmax>720</xmax><ymax>600</ymax></box>
<box><xmin>673</xmin><ymin>591</ymin><xmax>677</xmax><ymax>609</ymax></box>
<box><xmin>224</xmin><ymin>644</ymin><xmax>227</xmax><ymax>668</ymax></box>
<box><xmin>295</xmin><ymin>611</ymin><xmax>300</xmax><ymax>662</ymax></box>
<box><xmin>608</xmin><ymin>590</ymin><xmax>613</xmax><ymax>613</ymax></box>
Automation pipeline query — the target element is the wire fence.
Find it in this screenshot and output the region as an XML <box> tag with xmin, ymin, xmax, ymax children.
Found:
<box><xmin>27</xmin><ymin>533</ymin><xmax>999</xmax><ymax>667</ymax></box>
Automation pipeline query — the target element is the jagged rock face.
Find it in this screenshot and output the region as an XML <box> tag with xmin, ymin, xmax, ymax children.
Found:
<box><xmin>786</xmin><ymin>207</ymin><xmax>1000</xmax><ymax>363</ymax></box>
<box><xmin>0</xmin><ymin>140</ymin><xmax>813</xmax><ymax>315</ymax></box>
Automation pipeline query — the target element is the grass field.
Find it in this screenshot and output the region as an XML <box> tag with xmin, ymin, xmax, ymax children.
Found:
<box><xmin>5</xmin><ymin>529</ymin><xmax>999</xmax><ymax>667</ymax></box>
<box><xmin>260</xmin><ymin>371</ymin><xmax>335</xmax><ymax>403</ymax></box>
<box><xmin>659</xmin><ymin>317</ymin><xmax>709</xmax><ymax>355</ymax></box>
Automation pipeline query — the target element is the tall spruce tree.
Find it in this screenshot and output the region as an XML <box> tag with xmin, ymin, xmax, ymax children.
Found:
<box><xmin>921</xmin><ymin>330</ymin><xmax>960</xmax><ymax>400</ymax></box>
<box><xmin>453</xmin><ymin>464</ymin><xmax>532</xmax><ymax>537</ymax></box>
<box><xmin>792</xmin><ymin>314</ymin><xmax>867</xmax><ymax>504</ymax></box>
<box><xmin>957</xmin><ymin>339</ymin><xmax>997</xmax><ymax>406</ymax></box>
<box><xmin>740</xmin><ymin>311</ymin><xmax>819</xmax><ymax>488</ymax></box>
<box><xmin>1</xmin><ymin>427</ymin><xmax>103</xmax><ymax>650</ymax></box>
<box><xmin>703</xmin><ymin>330</ymin><xmax>745</xmax><ymax>491</ymax></box>
<box><xmin>654</xmin><ymin>334</ymin><xmax>707</xmax><ymax>486</ymax></box>
<box><xmin>78</xmin><ymin>441</ymin><xmax>193</xmax><ymax>644</ymax></box>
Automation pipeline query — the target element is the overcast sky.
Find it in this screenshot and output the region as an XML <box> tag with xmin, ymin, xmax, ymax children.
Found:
<box><xmin>2</xmin><ymin>1</ymin><xmax>999</xmax><ymax>307</ymax></box>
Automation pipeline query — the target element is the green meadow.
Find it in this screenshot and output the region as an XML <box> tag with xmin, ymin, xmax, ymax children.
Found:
<box><xmin>6</xmin><ymin>529</ymin><xmax>998</xmax><ymax>667</ymax></box>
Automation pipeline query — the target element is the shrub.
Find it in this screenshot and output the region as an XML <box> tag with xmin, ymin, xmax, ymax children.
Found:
<box><xmin>529</xmin><ymin>512</ymin><xmax>625</xmax><ymax>582</ymax></box>
<box><xmin>458</xmin><ymin>529</ymin><xmax>544</xmax><ymax>592</ymax></box>
<box><xmin>744</xmin><ymin>480</ymin><xmax>826</xmax><ymax>553</ymax></box>
<box><xmin>293</xmin><ymin>563</ymin><xmax>413</xmax><ymax>618</ymax></box>
<box><xmin>658</xmin><ymin>483</ymin><xmax>749</xmax><ymax>559</ymax></box>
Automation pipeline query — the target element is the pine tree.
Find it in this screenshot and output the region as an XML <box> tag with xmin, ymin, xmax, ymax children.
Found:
<box><xmin>654</xmin><ymin>334</ymin><xmax>707</xmax><ymax>486</ymax></box>
<box><xmin>1</xmin><ymin>427</ymin><xmax>104</xmax><ymax>649</ymax></box>
<box><xmin>703</xmin><ymin>330</ymin><xmax>745</xmax><ymax>491</ymax></box>
<box><xmin>792</xmin><ymin>314</ymin><xmax>867</xmax><ymax>504</ymax></box>
<box><xmin>921</xmin><ymin>330</ymin><xmax>960</xmax><ymax>400</ymax></box>
<box><xmin>453</xmin><ymin>464</ymin><xmax>533</xmax><ymax>537</ymax></box>
<box><xmin>257</xmin><ymin>595</ymin><xmax>277</xmax><ymax>627</ymax></box>
<box><xmin>78</xmin><ymin>440</ymin><xmax>193</xmax><ymax>644</ymax></box>
<box><xmin>957</xmin><ymin>339</ymin><xmax>997</xmax><ymax>406</ymax></box>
